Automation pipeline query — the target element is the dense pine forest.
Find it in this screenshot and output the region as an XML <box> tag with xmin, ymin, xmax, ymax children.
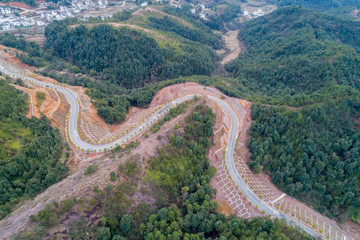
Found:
<box><xmin>44</xmin><ymin>23</ymin><xmax>214</xmax><ymax>88</ymax></box>
<box><xmin>41</xmin><ymin>18</ymin><xmax>215</xmax><ymax>123</ymax></box>
<box><xmin>0</xmin><ymin>78</ymin><xmax>67</xmax><ymax>220</ymax></box>
<box><xmin>0</xmin><ymin>33</ymin><xmax>45</xmax><ymax>68</ymax></box>
<box><xmin>249</xmin><ymin>94</ymin><xmax>360</xmax><ymax>221</ymax></box>
<box><xmin>223</xmin><ymin>6</ymin><xmax>360</xmax><ymax>105</ymax></box>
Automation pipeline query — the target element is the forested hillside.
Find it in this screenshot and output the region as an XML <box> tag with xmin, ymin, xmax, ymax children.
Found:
<box><xmin>224</xmin><ymin>6</ymin><xmax>360</xmax><ymax>105</ymax></box>
<box><xmin>42</xmin><ymin>18</ymin><xmax>215</xmax><ymax>124</ymax></box>
<box><xmin>45</xmin><ymin>23</ymin><xmax>214</xmax><ymax>88</ymax></box>
<box><xmin>0</xmin><ymin>78</ymin><xmax>67</xmax><ymax>220</ymax></box>
<box><xmin>217</xmin><ymin>5</ymin><xmax>360</xmax><ymax>223</ymax></box>
<box><xmin>0</xmin><ymin>33</ymin><xmax>45</xmax><ymax>67</ymax></box>
<box><xmin>267</xmin><ymin>0</ymin><xmax>360</xmax><ymax>11</ymax></box>
<box><xmin>147</xmin><ymin>15</ymin><xmax>221</xmax><ymax>49</ymax></box>
<box><xmin>249</xmin><ymin>91</ymin><xmax>360</xmax><ymax>221</ymax></box>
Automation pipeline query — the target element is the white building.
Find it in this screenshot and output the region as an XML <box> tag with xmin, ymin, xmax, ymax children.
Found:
<box><xmin>36</xmin><ymin>19</ymin><xmax>46</xmax><ymax>26</ymax></box>
<box><xmin>1</xmin><ymin>22</ymin><xmax>12</xmax><ymax>30</ymax></box>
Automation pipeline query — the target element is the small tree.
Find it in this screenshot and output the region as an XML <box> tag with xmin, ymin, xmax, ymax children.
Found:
<box><xmin>59</xmin><ymin>199</ymin><xmax>74</xmax><ymax>214</ymax></box>
<box><xmin>38</xmin><ymin>204</ymin><xmax>58</xmax><ymax>228</ymax></box>
<box><xmin>253</xmin><ymin>164</ymin><xmax>263</xmax><ymax>174</ymax></box>
<box><xmin>84</xmin><ymin>165</ymin><xmax>99</xmax><ymax>175</ymax></box>
<box><xmin>174</xmin><ymin>136</ymin><xmax>185</xmax><ymax>148</ymax></box>
<box><xmin>169</xmin><ymin>133</ymin><xmax>175</xmax><ymax>143</ymax></box>
<box><xmin>29</xmin><ymin>215</ymin><xmax>37</xmax><ymax>222</ymax></box>
<box><xmin>97</xmin><ymin>227</ymin><xmax>111</xmax><ymax>240</ymax></box>
<box><xmin>120</xmin><ymin>214</ymin><xmax>135</xmax><ymax>235</ymax></box>
<box><xmin>110</xmin><ymin>171</ymin><xmax>116</xmax><ymax>182</ymax></box>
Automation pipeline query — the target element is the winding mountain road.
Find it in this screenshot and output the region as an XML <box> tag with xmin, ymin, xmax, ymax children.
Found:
<box><xmin>0</xmin><ymin>62</ymin><xmax>322</xmax><ymax>239</ymax></box>
<box><xmin>209</xmin><ymin>95</ymin><xmax>322</xmax><ymax>239</ymax></box>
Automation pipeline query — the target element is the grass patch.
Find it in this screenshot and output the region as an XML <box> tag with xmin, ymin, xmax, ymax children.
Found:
<box><xmin>84</xmin><ymin>164</ymin><xmax>99</xmax><ymax>175</ymax></box>
<box><xmin>36</xmin><ymin>91</ymin><xmax>45</xmax><ymax>108</ymax></box>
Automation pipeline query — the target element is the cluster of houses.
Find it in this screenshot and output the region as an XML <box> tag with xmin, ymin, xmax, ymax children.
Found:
<box><xmin>190</xmin><ymin>4</ymin><xmax>210</xmax><ymax>20</ymax></box>
<box><xmin>0</xmin><ymin>6</ymin><xmax>14</xmax><ymax>16</ymax></box>
<box><xmin>0</xmin><ymin>6</ymin><xmax>35</xmax><ymax>30</ymax></box>
<box><xmin>68</xmin><ymin>0</ymin><xmax>108</xmax><ymax>13</ymax></box>
<box><xmin>0</xmin><ymin>0</ymin><xmax>108</xmax><ymax>31</ymax></box>
<box><xmin>243</xmin><ymin>9</ymin><xmax>265</xmax><ymax>18</ymax></box>
<box><xmin>34</xmin><ymin>6</ymin><xmax>72</xmax><ymax>23</ymax></box>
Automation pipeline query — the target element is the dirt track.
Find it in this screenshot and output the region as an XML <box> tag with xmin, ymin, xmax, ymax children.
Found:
<box><xmin>221</xmin><ymin>30</ymin><xmax>245</xmax><ymax>65</ymax></box>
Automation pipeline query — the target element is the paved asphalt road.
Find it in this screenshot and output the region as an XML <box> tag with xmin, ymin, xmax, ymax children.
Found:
<box><xmin>0</xmin><ymin>64</ymin><xmax>322</xmax><ymax>239</ymax></box>
<box><xmin>208</xmin><ymin>96</ymin><xmax>321</xmax><ymax>239</ymax></box>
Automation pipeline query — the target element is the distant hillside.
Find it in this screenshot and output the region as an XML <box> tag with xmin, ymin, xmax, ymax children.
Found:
<box><xmin>45</xmin><ymin>23</ymin><xmax>215</xmax><ymax>88</ymax></box>
<box><xmin>224</xmin><ymin>6</ymin><xmax>360</xmax><ymax>105</ymax></box>
<box><xmin>266</xmin><ymin>0</ymin><xmax>360</xmax><ymax>11</ymax></box>
<box><xmin>219</xmin><ymin>5</ymin><xmax>360</xmax><ymax>223</ymax></box>
<box><xmin>41</xmin><ymin>8</ymin><xmax>220</xmax><ymax>124</ymax></box>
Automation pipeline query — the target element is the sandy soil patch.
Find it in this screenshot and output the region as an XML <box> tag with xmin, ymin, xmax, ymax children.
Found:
<box><xmin>22</xmin><ymin>33</ymin><xmax>45</xmax><ymax>47</ymax></box>
<box><xmin>11</xmin><ymin>81</ymin><xmax>68</xmax><ymax>128</ymax></box>
<box><xmin>0</xmin><ymin>45</ymin><xmax>33</xmax><ymax>71</ymax></box>
<box><xmin>0</xmin><ymin>2</ymin><xmax>33</xmax><ymax>10</ymax></box>
<box><xmin>218</xmin><ymin>201</ymin><xmax>233</xmax><ymax>216</ymax></box>
<box><xmin>221</xmin><ymin>30</ymin><xmax>245</xmax><ymax>65</ymax></box>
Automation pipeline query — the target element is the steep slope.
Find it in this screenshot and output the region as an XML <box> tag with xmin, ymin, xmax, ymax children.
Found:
<box><xmin>220</xmin><ymin>5</ymin><xmax>360</xmax><ymax>224</ymax></box>
<box><xmin>249</xmin><ymin>94</ymin><xmax>360</xmax><ymax>221</ymax></box>
<box><xmin>40</xmin><ymin>7</ymin><xmax>220</xmax><ymax>124</ymax></box>
<box><xmin>0</xmin><ymin>78</ymin><xmax>67</xmax><ymax>220</ymax></box>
